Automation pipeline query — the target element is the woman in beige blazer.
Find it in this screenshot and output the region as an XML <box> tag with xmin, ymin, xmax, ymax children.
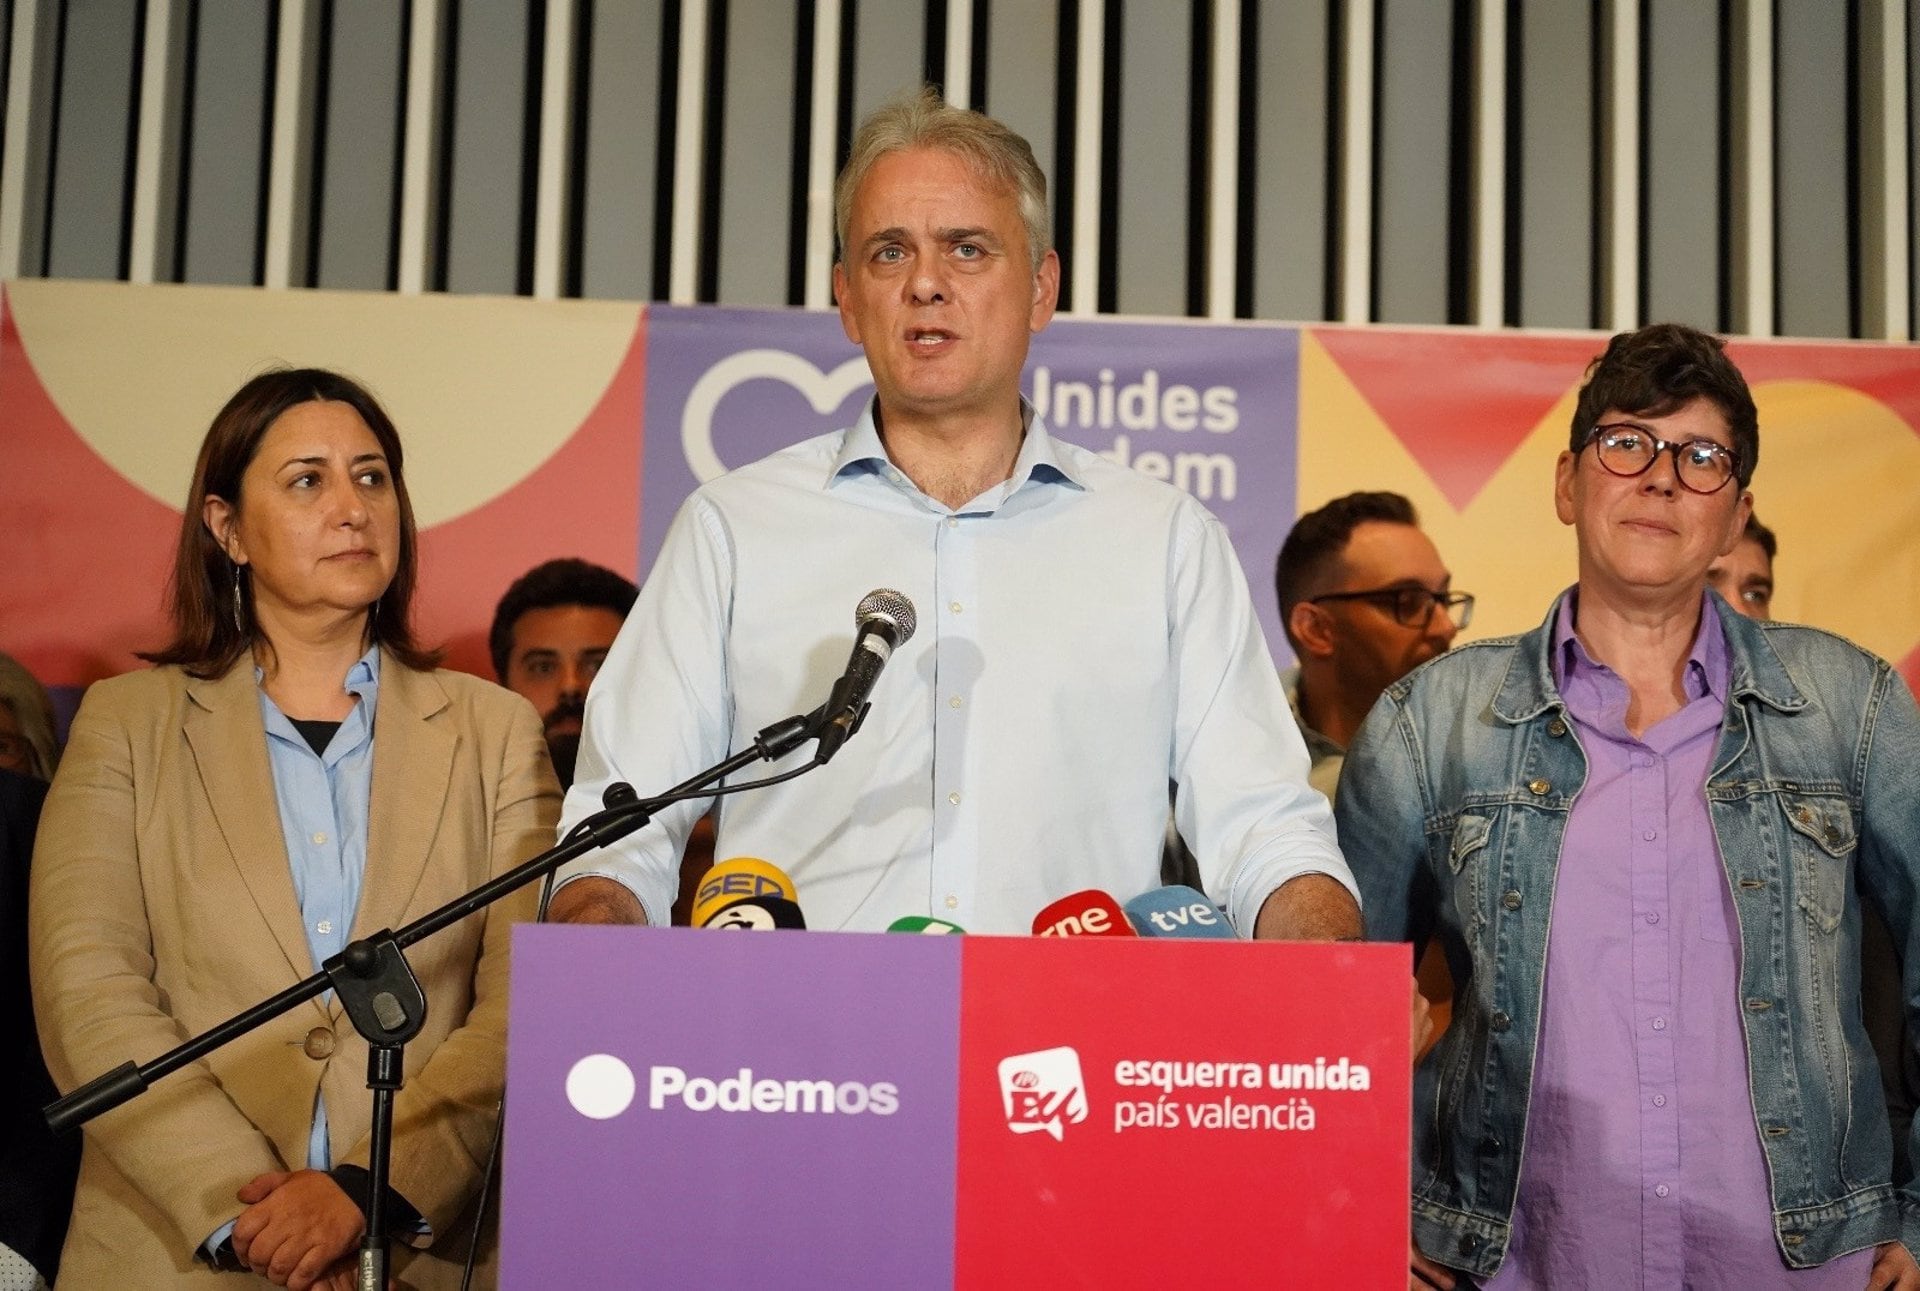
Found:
<box><xmin>30</xmin><ymin>369</ymin><xmax>560</xmax><ymax>1290</ymax></box>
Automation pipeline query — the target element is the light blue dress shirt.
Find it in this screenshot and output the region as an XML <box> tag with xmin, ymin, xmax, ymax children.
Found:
<box><xmin>556</xmin><ymin>403</ymin><xmax>1352</xmax><ymax>934</ymax></box>
<box><xmin>205</xmin><ymin>647</ymin><xmax>378</xmax><ymax>1257</ymax></box>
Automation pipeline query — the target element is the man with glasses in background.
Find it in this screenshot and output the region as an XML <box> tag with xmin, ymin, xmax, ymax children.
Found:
<box><xmin>1273</xmin><ymin>491</ymin><xmax>1471</xmax><ymax>800</ymax></box>
<box><xmin>1340</xmin><ymin>323</ymin><xmax>1920</xmax><ymax>1288</ymax></box>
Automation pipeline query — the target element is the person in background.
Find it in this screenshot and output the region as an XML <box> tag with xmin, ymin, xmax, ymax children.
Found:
<box><xmin>0</xmin><ymin>651</ymin><xmax>61</xmax><ymax>781</ymax></box>
<box><xmin>1708</xmin><ymin>512</ymin><xmax>1776</xmax><ymax>620</ymax></box>
<box><xmin>31</xmin><ymin>368</ymin><xmax>558</xmax><ymax>1289</ymax></box>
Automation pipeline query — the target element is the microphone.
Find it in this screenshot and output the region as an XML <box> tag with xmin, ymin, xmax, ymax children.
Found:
<box><xmin>701</xmin><ymin>895</ymin><xmax>807</xmax><ymax>930</ymax></box>
<box><xmin>885</xmin><ymin>915</ymin><xmax>966</xmax><ymax>935</ymax></box>
<box><xmin>689</xmin><ymin>857</ymin><xmax>798</xmax><ymax>929</ymax></box>
<box><xmin>1031</xmin><ymin>890</ymin><xmax>1136</xmax><ymax>938</ymax></box>
<box><xmin>1123</xmin><ymin>886</ymin><xmax>1237</xmax><ymax>940</ymax></box>
<box><xmin>813</xmin><ymin>589</ymin><xmax>918</xmax><ymax>766</ymax></box>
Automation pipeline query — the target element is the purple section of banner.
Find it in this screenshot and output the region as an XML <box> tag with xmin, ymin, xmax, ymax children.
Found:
<box><xmin>502</xmin><ymin>924</ymin><xmax>962</xmax><ymax>1289</ymax></box>
<box><xmin>639</xmin><ymin>305</ymin><xmax>1302</xmax><ymax>664</ymax></box>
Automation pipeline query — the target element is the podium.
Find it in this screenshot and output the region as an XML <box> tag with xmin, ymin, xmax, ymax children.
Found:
<box><xmin>503</xmin><ymin>927</ymin><xmax>1408</xmax><ymax>1288</ymax></box>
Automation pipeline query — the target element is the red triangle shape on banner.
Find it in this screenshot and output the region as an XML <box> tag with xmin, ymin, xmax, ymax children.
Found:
<box><xmin>1312</xmin><ymin>328</ymin><xmax>1605</xmax><ymax>512</ymax></box>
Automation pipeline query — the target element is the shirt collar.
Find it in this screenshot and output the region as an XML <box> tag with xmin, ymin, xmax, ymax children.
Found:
<box><xmin>827</xmin><ymin>397</ymin><xmax>1087</xmax><ymax>504</ymax></box>
<box><xmin>256</xmin><ymin>644</ymin><xmax>383</xmax><ymax>759</ymax></box>
<box><xmin>1551</xmin><ymin>587</ymin><xmax>1729</xmax><ymax>701</ymax></box>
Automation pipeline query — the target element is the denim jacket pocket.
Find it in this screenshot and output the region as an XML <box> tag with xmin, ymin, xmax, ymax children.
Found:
<box><xmin>1785</xmin><ymin>792</ymin><xmax>1858</xmax><ymax>935</ymax></box>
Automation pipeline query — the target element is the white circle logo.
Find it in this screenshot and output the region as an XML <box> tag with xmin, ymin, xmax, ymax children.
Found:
<box><xmin>565</xmin><ymin>1053</ymin><xmax>636</xmax><ymax>1120</ymax></box>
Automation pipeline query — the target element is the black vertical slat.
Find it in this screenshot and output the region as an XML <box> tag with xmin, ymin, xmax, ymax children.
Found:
<box><xmin>1052</xmin><ymin>0</ymin><xmax>1077</xmax><ymax>305</ymax></box>
<box><xmin>1233</xmin><ymin>0</ymin><xmax>1256</xmax><ymax>318</ymax></box>
<box><xmin>305</xmin><ymin>0</ymin><xmax>334</xmax><ymax>288</ymax></box>
<box><xmin>1185</xmin><ymin>0</ymin><xmax>1208</xmax><ymax>317</ymax></box>
<box><xmin>1444</xmin><ymin>0</ymin><xmax>1472</xmax><ymax>323</ymax></box>
<box><xmin>1364</xmin><ymin>0</ymin><xmax>1383</xmax><ymax>322</ymax></box>
<box><xmin>1586</xmin><ymin>0</ymin><xmax>1604</xmax><ymax>328</ymax></box>
<box><xmin>37</xmin><ymin>0</ymin><xmax>70</xmax><ymax>277</ymax></box>
<box><xmin>925</xmin><ymin>0</ymin><xmax>948</xmax><ymax>91</ymax></box>
<box><xmin>1323</xmin><ymin>0</ymin><xmax>1346</xmax><ymax>320</ymax></box>
<box><xmin>1715</xmin><ymin>0</ymin><xmax>1733</xmax><ymax>331</ymax></box>
<box><xmin>696</xmin><ymin>0</ymin><xmax>727</xmax><ymax>302</ymax></box>
<box><xmin>432</xmin><ymin>0</ymin><xmax>461</xmax><ymax>292</ymax></box>
<box><xmin>1095</xmin><ymin>0</ymin><xmax>1119</xmax><ymax>313</ymax></box>
<box><xmin>651</xmin><ymin>0</ymin><xmax>681</xmax><ymax>300</ymax></box>
<box><xmin>1633</xmin><ymin>0</ymin><xmax>1650</xmax><ymax>325</ymax></box>
<box><xmin>515</xmin><ymin>0</ymin><xmax>547</xmax><ymax>297</ymax></box>
<box><xmin>1503</xmin><ymin>0</ymin><xmax>1523</xmax><ymax>326</ymax></box>
<box><xmin>384</xmin><ymin>0</ymin><xmax>411</xmax><ymax>291</ymax></box>
<box><xmin>1768</xmin><ymin>0</ymin><xmax>1780</xmax><ymax>332</ymax></box>
<box><xmin>172</xmin><ymin>0</ymin><xmax>200</xmax><ymax>282</ymax></box>
<box><xmin>786</xmin><ymin>0</ymin><xmax>814</xmax><ymax>304</ymax></box>
<box><xmin>118</xmin><ymin>0</ymin><xmax>152</xmax><ymax>281</ymax></box>
<box><xmin>969</xmin><ymin>0</ymin><xmax>988</xmax><ymax>110</ymax></box>
<box><xmin>835</xmin><ymin>0</ymin><xmax>857</xmax><ymax>179</ymax></box>
<box><xmin>564</xmin><ymin>0</ymin><xmax>591</xmax><ymax>297</ymax></box>
<box><xmin>252</xmin><ymin>0</ymin><xmax>281</xmax><ymax>286</ymax></box>
<box><xmin>1844</xmin><ymin>0</ymin><xmax>1862</xmax><ymax>337</ymax></box>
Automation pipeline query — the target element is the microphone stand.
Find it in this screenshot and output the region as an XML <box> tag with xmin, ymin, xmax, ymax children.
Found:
<box><xmin>43</xmin><ymin>707</ymin><xmax>827</xmax><ymax>1289</ymax></box>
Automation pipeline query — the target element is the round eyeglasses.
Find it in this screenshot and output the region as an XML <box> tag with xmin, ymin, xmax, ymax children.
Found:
<box><xmin>1585</xmin><ymin>422</ymin><xmax>1739</xmax><ymax>494</ymax></box>
<box><xmin>1308</xmin><ymin>585</ymin><xmax>1475</xmax><ymax>631</ymax></box>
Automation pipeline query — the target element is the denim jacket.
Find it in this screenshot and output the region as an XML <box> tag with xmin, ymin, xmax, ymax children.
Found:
<box><xmin>1337</xmin><ymin>591</ymin><xmax>1920</xmax><ymax>1279</ymax></box>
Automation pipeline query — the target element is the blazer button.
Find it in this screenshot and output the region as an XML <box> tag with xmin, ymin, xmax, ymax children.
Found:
<box><xmin>1527</xmin><ymin>779</ymin><xmax>1550</xmax><ymax>795</ymax></box>
<box><xmin>304</xmin><ymin>1026</ymin><xmax>336</xmax><ymax>1060</ymax></box>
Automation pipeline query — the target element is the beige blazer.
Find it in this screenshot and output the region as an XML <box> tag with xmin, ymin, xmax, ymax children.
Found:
<box><xmin>30</xmin><ymin>655</ymin><xmax>559</xmax><ymax>1288</ymax></box>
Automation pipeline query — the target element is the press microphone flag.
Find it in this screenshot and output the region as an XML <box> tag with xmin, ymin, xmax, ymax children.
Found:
<box><xmin>701</xmin><ymin>895</ymin><xmax>807</xmax><ymax>930</ymax></box>
<box><xmin>1031</xmin><ymin>890</ymin><xmax>1136</xmax><ymax>938</ymax></box>
<box><xmin>1123</xmin><ymin>886</ymin><xmax>1237</xmax><ymax>939</ymax></box>
<box><xmin>886</xmin><ymin>916</ymin><xmax>966</xmax><ymax>935</ymax></box>
<box><xmin>689</xmin><ymin>857</ymin><xmax>798</xmax><ymax>929</ymax></box>
<box><xmin>813</xmin><ymin>589</ymin><xmax>918</xmax><ymax>766</ymax></box>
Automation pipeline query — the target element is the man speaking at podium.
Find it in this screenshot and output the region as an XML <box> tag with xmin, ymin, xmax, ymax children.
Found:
<box><xmin>548</xmin><ymin>89</ymin><xmax>1358</xmax><ymax>943</ymax></box>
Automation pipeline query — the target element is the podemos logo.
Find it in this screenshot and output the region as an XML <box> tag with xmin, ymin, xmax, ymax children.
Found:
<box><xmin>998</xmin><ymin>1046</ymin><xmax>1089</xmax><ymax>1142</ymax></box>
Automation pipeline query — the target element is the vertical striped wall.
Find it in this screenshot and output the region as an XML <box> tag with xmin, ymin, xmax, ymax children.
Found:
<box><xmin>2</xmin><ymin>0</ymin><xmax>1913</xmax><ymax>339</ymax></box>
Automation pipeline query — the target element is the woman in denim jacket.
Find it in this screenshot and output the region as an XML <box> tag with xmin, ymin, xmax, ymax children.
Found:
<box><xmin>1339</xmin><ymin>323</ymin><xmax>1920</xmax><ymax>1290</ymax></box>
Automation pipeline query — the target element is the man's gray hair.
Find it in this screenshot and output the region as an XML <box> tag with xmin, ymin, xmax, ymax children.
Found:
<box><xmin>834</xmin><ymin>87</ymin><xmax>1052</xmax><ymax>272</ymax></box>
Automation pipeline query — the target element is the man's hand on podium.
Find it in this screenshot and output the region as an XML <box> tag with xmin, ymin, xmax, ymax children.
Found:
<box><xmin>547</xmin><ymin>877</ymin><xmax>649</xmax><ymax>925</ymax></box>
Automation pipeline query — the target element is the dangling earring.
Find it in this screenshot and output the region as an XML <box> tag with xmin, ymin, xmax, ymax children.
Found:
<box><xmin>231</xmin><ymin>563</ymin><xmax>246</xmax><ymax>635</ymax></box>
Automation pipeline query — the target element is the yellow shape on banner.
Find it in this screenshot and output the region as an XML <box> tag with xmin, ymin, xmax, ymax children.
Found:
<box><xmin>1297</xmin><ymin>330</ymin><xmax>1580</xmax><ymax>644</ymax></box>
<box><xmin>7</xmin><ymin>279</ymin><xmax>640</xmax><ymax>527</ymax></box>
<box><xmin>1747</xmin><ymin>380</ymin><xmax>1920</xmax><ymax>667</ymax></box>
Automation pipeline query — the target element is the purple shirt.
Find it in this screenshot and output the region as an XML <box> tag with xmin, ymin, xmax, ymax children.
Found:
<box><xmin>1485</xmin><ymin>595</ymin><xmax>1875</xmax><ymax>1289</ymax></box>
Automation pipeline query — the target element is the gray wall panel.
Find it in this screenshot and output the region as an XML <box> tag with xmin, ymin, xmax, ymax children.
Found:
<box><xmin>578</xmin><ymin>0</ymin><xmax>665</xmax><ymax>301</ymax></box>
<box><xmin>1774</xmin><ymin>0</ymin><xmax>1851</xmax><ymax>337</ymax></box>
<box><xmin>1642</xmin><ymin>0</ymin><xmax>1720</xmax><ymax>329</ymax></box>
<box><xmin>716</xmin><ymin>0</ymin><xmax>798</xmax><ymax>305</ymax></box>
<box><xmin>45</xmin><ymin>0</ymin><xmax>141</xmax><ymax>279</ymax></box>
<box><xmin>1114</xmin><ymin>0</ymin><xmax>1193</xmax><ymax>316</ymax></box>
<box><xmin>314</xmin><ymin>0</ymin><xmax>405</xmax><ymax>290</ymax></box>
<box><xmin>181</xmin><ymin>0</ymin><xmax>275</xmax><ymax>286</ymax></box>
<box><xmin>1373</xmin><ymin>0</ymin><xmax>1452</xmax><ymax>323</ymax></box>
<box><xmin>982</xmin><ymin>0</ymin><xmax>1061</xmax><ymax>243</ymax></box>
<box><xmin>853</xmin><ymin>0</ymin><xmax>926</xmax><ymax>122</ymax></box>
<box><xmin>1515</xmin><ymin>0</ymin><xmax>1592</xmax><ymax>329</ymax></box>
<box><xmin>443</xmin><ymin>0</ymin><xmax>534</xmax><ymax>295</ymax></box>
<box><xmin>1249</xmin><ymin>0</ymin><xmax>1329</xmax><ymax>323</ymax></box>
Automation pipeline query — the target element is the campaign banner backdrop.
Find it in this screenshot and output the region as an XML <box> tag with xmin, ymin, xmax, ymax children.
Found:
<box><xmin>503</xmin><ymin>926</ymin><xmax>1408</xmax><ymax>1288</ymax></box>
<box><xmin>5</xmin><ymin>280</ymin><xmax>1918</xmax><ymax>718</ymax></box>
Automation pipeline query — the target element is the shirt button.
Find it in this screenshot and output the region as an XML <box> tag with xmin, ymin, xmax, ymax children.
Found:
<box><xmin>1642</xmin><ymin>828</ymin><xmax>1657</xmax><ymax>841</ymax></box>
<box><xmin>1652</xmin><ymin>1094</ymin><xmax>1667</xmax><ymax>1107</ymax></box>
<box><xmin>313</xmin><ymin>832</ymin><xmax>328</xmax><ymax>845</ymax></box>
<box><xmin>1655</xmin><ymin>1184</ymin><xmax>1671</xmax><ymax>1198</ymax></box>
<box><xmin>316</xmin><ymin>919</ymin><xmax>333</xmax><ymax>935</ymax></box>
<box><xmin>948</xmin><ymin>792</ymin><xmax>961</xmax><ymax>805</ymax></box>
<box><xmin>1652</xmin><ymin>1016</ymin><xmax>1668</xmax><ymax>1031</ymax></box>
<box><xmin>1645</xmin><ymin>912</ymin><xmax>1659</xmax><ymax>925</ymax></box>
<box><xmin>303</xmin><ymin>1027</ymin><xmax>336</xmax><ymax>1060</ymax></box>
<box><xmin>949</xmin><ymin>601</ymin><xmax>963</xmax><ymax>614</ymax></box>
<box><xmin>946</xmin><ymin>517</ymin><xmax>959</xmax><ymax>529</ymax></box>
<box><xmin>944</xmin><ymin>895</ymin><xmax>959</xmax><ymax>910</ymax></box>
<box><xmin>949</xmin><ymin>695</ymin><xmax>963</xmax><ymax>709</ymax></box>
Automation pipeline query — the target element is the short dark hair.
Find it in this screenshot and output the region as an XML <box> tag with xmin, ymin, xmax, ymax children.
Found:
<box><xmin>1742</xmin><ymin>513</ymin><xmax>1777</xmax><ymax>561</ymax></box>
<box><xmin>489</xmin><ymin>558</ymin><xmax>639</xmax><ymax>680</ymax></box>
<box><xmin>1274</xmin><ymin>491</ymin><xmax>1419</xmax><ymax>650</ymax></box>
<box><xmin>141</xmin><ymin>368</ymin><xmax>436</xmax><ymax>678</ymax></box>
<box><xmin>1570</xmin><ymin>323</ymin><xmax>1760</xmax><ymax>487</ymax></box>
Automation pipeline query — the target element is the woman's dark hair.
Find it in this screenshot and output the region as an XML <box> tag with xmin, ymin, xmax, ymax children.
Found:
<box><xmin>1570</xmin><ymin>323</ymin><xmax>1760</xmax><ymax>486</ymax></box>
<box><xmin>141</xmin><ymin>368</ymin><xmax>439</xmax><ymax>678</ymax></box>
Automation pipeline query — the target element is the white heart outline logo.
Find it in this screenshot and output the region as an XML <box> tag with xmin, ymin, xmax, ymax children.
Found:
<box><xmin>680</xmin><ymin>349</ymin><xmax>875</xmax><ymax>483</ymax></box>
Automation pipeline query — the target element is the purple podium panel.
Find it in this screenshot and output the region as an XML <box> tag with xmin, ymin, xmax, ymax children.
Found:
<box><xmin>503</xmin><ymin>925</ymin><xmax>962</xmax><ymax>1289</ymax></box>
